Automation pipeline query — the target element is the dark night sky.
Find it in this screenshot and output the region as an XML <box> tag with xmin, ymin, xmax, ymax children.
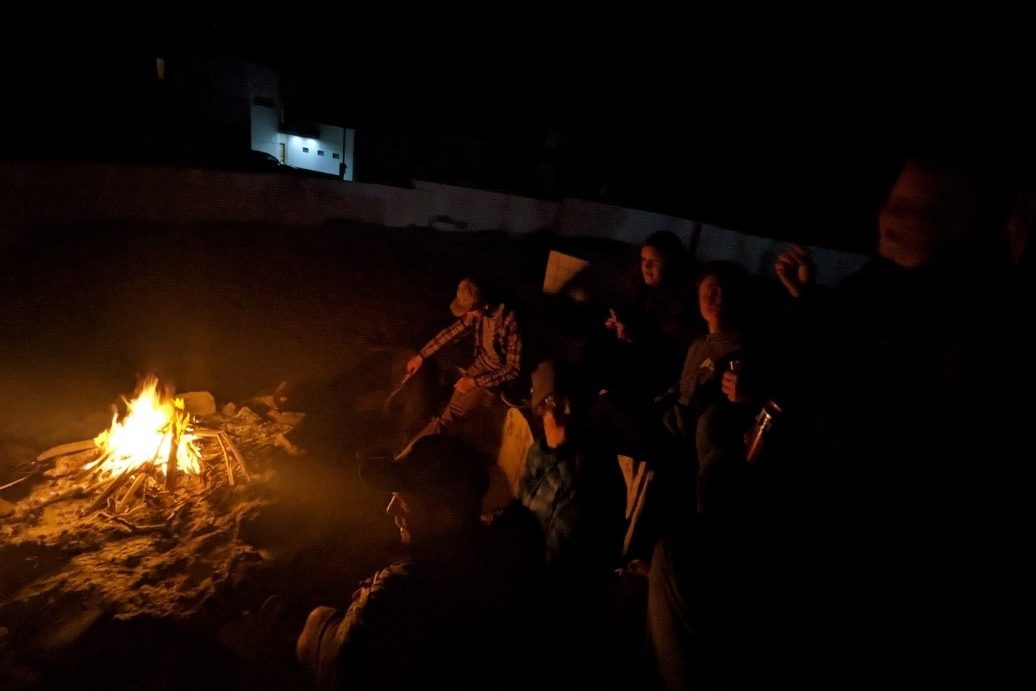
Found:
<box><xmin>3</xmin><ymin>6</ymin><xmax>1032</xmax><ymax>250</ymax></box>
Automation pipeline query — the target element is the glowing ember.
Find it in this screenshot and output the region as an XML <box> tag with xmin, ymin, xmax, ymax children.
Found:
<box><xmin>87</xmin><ymin>376</ymin><xmax>201</xmax><ymax>478</ymax></box>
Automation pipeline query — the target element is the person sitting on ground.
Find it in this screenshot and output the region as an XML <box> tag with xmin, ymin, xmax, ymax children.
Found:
<box><xmin>296</xmin><ymin>435</ymin><xmax>536</xmax><ymax>690</ymax></box>
<box><xmin>397</xmin><ymin>277</ymin><xmax>522</xmax><ymax>458</ymax></box>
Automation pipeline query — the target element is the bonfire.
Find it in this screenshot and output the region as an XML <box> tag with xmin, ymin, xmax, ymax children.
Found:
<box><xmin>0</xmin><ymin>376</ymin><xmax>302</xmax><ymax>624</ymax></box>
<box><xmin>27</xmin><ymin>376</ymin><xmax>252</xmax><ymax>521</ymax></box>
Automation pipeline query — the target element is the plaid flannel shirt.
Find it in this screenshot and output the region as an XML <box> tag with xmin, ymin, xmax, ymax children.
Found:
<box><xmin>418</xmin><ymin>305</ymin><xmax>522</xmax><ymax>389</ymax></box>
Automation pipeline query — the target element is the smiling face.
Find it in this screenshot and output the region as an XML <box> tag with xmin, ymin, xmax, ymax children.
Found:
<box><xmin>641</xmin><ymin>245</ymin><xmax>666</xmax><ymax>287</ymax></box>
<box><xmin>698</xmin><ymin>273</ymin><xmax>723</xmax><ymax>331</ymax></box>
<box><xmin>877</xmin><ymin>158</ymin><xmax>989</xmax><ymax>270</ymax></box>
<box><xmin>878</xmin><ymin>163</ymin><xmax>943</xmax><ymax>269</ymax></box>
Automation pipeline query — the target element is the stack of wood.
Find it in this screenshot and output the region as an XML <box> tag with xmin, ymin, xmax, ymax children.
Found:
<box><xmin>13</xmin><ymin>424</ymin><xmax>252</xmax><ymax>524</ymax></box>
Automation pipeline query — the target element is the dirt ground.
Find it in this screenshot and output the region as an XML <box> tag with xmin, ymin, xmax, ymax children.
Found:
<box><xmin>0</xmin><ymin>218</ymin><xmax>639</xmax><ymax>688</ymax></box>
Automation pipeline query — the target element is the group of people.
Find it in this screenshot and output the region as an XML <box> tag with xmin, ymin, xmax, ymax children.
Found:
<box><xmin>291</xmin><ymin>153</ymin><xmax>1030</xmax><ymax>689</ymax></box>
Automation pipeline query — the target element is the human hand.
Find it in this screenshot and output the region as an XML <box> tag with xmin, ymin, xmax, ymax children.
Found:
<box><xmin>405</xmin><ymin>354</ymin><xmax>424</xmax><ymax>376</ymax></box>
<box><xmin>721</xmin><ymin>370</ymin><xmax>748</xmax><ymax>403</ymax></box>
<box><xmin>605</xmin><ymin>308</ymin><xmax>628</xmax><ymax>341</ymax></box>
<box><xmin>614</xmin><ymin>559</ymin><xmax>650</xmax><ymax>598</ymax></box>
<box><xmin>775</xmin><ymin>245</ymin><xmax>814</xmax><ymax>298</ymax></box>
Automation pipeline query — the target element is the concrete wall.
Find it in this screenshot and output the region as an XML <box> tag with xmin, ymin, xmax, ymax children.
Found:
<box><xmin>553</xmin><ymin>199</ymin><xmax>868</xmax><ymax>285</ymax></box>
<box><xmin>0</xmin><ymin>162</ymin><xmax>868</xmax><ymax>284</ymax></box>
<box><xmin>412</xmin><ymin>181</ymin><xmax>559</xmax><ymax>234</ymax></box>
<box><xmin>696</xmin><ymin>224</ymin><xmax>868</xmax><ymax>285</ymax></box>
<box><xmin>556</xmin><ymin>198</ymin><xmax>698</xmax><ymax>246</ymax></box>
<box><xmin>0</xmin><ymin>162</ymin><xmax>398</xmax><ymax>232</ymax></box>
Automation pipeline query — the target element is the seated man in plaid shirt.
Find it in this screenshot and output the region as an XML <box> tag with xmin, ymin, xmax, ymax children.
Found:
<box><xmin>396</xmin><ymin>277</ymin><xmax>522</xmax><ymax>459</ymax></box>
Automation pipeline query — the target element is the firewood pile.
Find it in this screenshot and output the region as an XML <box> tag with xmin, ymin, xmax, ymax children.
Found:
<box><xmin>0</xmin><ymin>379</ymin><xmax>304</xmax><ymax>622</ymax></box>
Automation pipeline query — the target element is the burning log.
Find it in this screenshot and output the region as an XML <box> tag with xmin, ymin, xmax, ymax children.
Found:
<box><xmin>166</xmin><ymin>427</ymin><xmax>179</xmax><ymax>492</ymax></box>
<box><xmin>12</xmin><ymin>375</ymin><xmax>298</xmax><ymax>536</ymax></box>
<box><xmin>29</xmin><ymin>485</ymin><xmax>93</xmax><ymax>510</ymax></box>
<box><xmin>195</xmin><ymin>428</ymin><xmax>247</xmax><ymax>484</ymax></box>
<box><xmin>4</xmin><ymin>441</ymin><xmax>103</xmax><ymax>493</ymax></box>
<box><xmin>83</xmin><ymin>464</ymin><xmax>136</xmax><ymax>516</ymax></box>
<box><xmin>35</xmin><ymin>439</ymin><xmax>98</xmax><ymax>463</ymax></box>
<box><xmin>222</xmin><ymin>434</ymin><xmax>251</xmax><ymax>483</ymax></box>
<box><xmin>215</xmin><ymin>433</ymin><xmax>235</xmax><ymax>486</ymax></box>
<box><xmin>117</xmin><ymin>465</ymin><xmax>151</xmax><ymax>512</ymax></box>
<box><xmin>166</xmin><ymin>397</ymin><xmax>192</xmax><ymax>492</ymax></box>
<box><xmin>49</xmin><ymin>448</ymin><xmax>104</xmax><ymax>478</ymax></box>
<box><xmin>89</xmin><ymin>377</ymin><xmax>201</xmax><ymax>480</ymax></box>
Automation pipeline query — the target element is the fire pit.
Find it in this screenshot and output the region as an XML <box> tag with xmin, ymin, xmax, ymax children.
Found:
<box><xmin>0</xmin><ymin>376</ymin><xmax>304</xmax><ymax>628</ymax></box>
<box><xmin>42</xmin><ymin>375</ymin><xmax>255</xmax><ymax>520</ymax></box>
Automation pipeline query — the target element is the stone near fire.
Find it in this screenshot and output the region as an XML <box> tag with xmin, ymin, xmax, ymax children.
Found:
<box><xmin>180</xmin><ymin>391</ymin><xmax>217</xmax><ymax>418</ymax></box>
<box><xmin>234</xmin><ymin>406</ymin><xmax>262</xmax><ymax>424</ymax></box>
<box><xmin>250</xmin><ymin>394</ymin><xmax>280</xmax><ymax>411</ymax></box>
<box><xmin>272</xmin><ymin>434</ymin><xmax>300</xmax><ymax>456</ymax></box>
<box><xmin>266</xmin><ymin>410</ymin><xmax>304</xmax><ymax>426</ymax></box>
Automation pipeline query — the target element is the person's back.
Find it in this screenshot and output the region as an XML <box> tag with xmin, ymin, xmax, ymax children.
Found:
<box><xmin>297</xmin><ymin>436</ymin><xmax>539</xmax><ymax>690</ymax></box>
<box><xmin>315</xmin><ymin>528</ymin><xmax>533</xmax><ymax>691</ymax></box>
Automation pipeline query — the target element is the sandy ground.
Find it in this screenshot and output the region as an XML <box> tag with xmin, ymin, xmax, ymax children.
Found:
<box><xmin>0</xmin><ymin>218</ymin><xmax>637</xmax><ymax>688</ymax></box>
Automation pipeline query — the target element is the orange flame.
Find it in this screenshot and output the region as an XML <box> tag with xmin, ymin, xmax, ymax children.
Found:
<box><xmin>88</xmin><ymin>376</ymin><xmax>201</xmax><ymax>478</ymax></box>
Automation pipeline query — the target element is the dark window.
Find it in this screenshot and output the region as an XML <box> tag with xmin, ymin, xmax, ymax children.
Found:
<box><xmin>302</xmin><ymin>147</ymin><xmax>309</xmax><ymax>153</ymax></box>
<box><xmin>332</xmin><ymin>153</ymin><xmax>340</xmax><ymax>159</ymax></box>
<box><xmin>317</xmin><ymin>150</ymin><xmax>324</xmax><ymax>156</ymax></box>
